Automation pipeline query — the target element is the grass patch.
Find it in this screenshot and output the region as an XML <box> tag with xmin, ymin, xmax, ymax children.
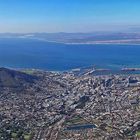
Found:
<box><xmin>22</xmin><ymin>70</ymin><xmax>35</xmax><ymax>75</ymax></box>
<box><xmin>136</xmin><ymin>131</ymin><xmax>140</xmax><ymax>137</ymax></box>
<box><xmin>24</xmin><ymin>134</ymin><xmax>32</xmax><ymax>140</ymax></box>
<box><xmin>11</xmin><ymin>132</ymin><xmax>17</xmax><ymax>138</ymax></box>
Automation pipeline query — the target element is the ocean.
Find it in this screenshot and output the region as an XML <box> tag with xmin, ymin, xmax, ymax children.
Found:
<box><xmin>0</xmin><ymin>38</ymin><xmax>140</xmax><ymax>71</ymax></box>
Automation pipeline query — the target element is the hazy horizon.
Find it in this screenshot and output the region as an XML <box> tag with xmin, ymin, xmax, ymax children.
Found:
<box><xmin>0</xmin><ymin>0</ymin><xmax>140</xmax><ymax>33</ymax></box>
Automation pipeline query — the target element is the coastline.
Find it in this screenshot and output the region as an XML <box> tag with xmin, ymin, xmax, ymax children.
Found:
<box><xmin>4</xmin><ymin>66</ymin><xmax>140</xmax><ymax>76</ymax></box>
<box><xmin>6</xmin><ymin>36</ymin><xmax>140</xmax><ymax>46</ymax></box>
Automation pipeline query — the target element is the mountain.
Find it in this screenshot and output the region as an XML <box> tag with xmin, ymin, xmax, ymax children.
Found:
<box><xmin>0</xmin><ymin>68</ymin><xmax>36</xmax><ymax>87</ymax></box>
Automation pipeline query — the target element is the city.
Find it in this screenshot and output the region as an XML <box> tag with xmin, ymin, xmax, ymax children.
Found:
<box><xmin>0</xmin><ymin>67</ymin><xmax>140</xmax><ymax>139</ymax></box>
<box><xmin>0</xmin><ymin>0</ymin><xmax>140</xmax><ymax>140</ymax></box>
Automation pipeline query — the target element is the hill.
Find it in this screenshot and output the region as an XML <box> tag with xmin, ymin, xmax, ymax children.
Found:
<box><xmin>0</xmin><ymin>68</ymin><xmax>36</xmax><ymax>87</ymax></box>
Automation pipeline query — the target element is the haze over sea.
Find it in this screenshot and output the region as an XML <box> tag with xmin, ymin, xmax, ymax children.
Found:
<box><xmin>0</xmin><ymin>38</ymin><xmax>140</xmax><ymax>71</ymax></box>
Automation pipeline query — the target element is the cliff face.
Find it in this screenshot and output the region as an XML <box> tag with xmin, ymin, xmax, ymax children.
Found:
<box><xmin>0</xmin><ymin>68</ymin><xmax>36</xmax><ymax>87</ymax></box>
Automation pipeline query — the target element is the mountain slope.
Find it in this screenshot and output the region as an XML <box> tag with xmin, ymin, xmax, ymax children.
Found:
<box><xmin>0</xmin><ymin>68</ymin><xmax>36</xmax><ymax>87</ymax></box>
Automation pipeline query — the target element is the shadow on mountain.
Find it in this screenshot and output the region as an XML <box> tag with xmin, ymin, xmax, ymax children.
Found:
<box><xmin>0</xmin><ymin>68</ymin><xmax>37</xmax><ymax>88</ymax></box>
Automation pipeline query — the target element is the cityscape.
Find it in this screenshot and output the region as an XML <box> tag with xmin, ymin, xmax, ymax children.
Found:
<box><xmin>1</xmin><ymin>0</ymin><xmax>140</xmax><ymax>140</ymax></box>
<box><xmin>0</xmin><ymin>67</ymin><xmax>140</xmax><ymax>139</ymax></box>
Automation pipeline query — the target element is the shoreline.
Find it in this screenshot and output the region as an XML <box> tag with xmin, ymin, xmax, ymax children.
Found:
<box><xmin>66</xmin><ymin>42</ymin><xmax>140</xmax><ymax>46</ymax></box>
<box><xmin>3</xmin><ymin>66</ymin><xmax>140</xmax><ymax>76</ymax></box>
<box><xmin>1</xmin><ymin>36</ymin><xmax>140</xmax><ymax>46</ymax></box>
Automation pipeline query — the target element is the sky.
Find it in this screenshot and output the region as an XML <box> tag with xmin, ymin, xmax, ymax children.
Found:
<box><xmin>0</xmin><ymin>0</ymin><xmax>140</xmax><ymax>33</ymax></box>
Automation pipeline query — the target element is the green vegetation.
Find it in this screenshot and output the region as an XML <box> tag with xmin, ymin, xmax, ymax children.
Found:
<box><xmin>24</xmin><ymin>134</ymin><xmax>32</xmax><ymax>140</ymax></box>
<box><xmin>136</xmin><ymin>131</ymin><xmax>140</xmax><ymax>138</ymax></box>
<box><xmin>11</xmin><ymin>132</ymin><xmax>32</xmax><ymax>140</ymax></box>
<box><xmin>0</xmin><ymin>124</ymin><xmax>32</xmax><ymax>140</ymax></box>
<box><xmin>22</xmin><ymin>69</ymin><xmax>35</xmax><ymax>75</ymax></box>
<box><xmin>11</xmin><ymin>132</ymin><xmax>17</xmax><ymax>138</ymax></box>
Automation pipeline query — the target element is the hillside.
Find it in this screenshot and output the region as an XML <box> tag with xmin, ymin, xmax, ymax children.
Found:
<box><xmin>0</xmin><ymin>68</ymin><xmax>36</xmax><ymax>87</ymax></box>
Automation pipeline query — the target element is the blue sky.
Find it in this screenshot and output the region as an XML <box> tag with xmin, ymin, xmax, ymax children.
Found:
<box><xmin>0</xmin><ymin>0</ymin><xmax>140</xmax><ymax>33</ymax></box>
